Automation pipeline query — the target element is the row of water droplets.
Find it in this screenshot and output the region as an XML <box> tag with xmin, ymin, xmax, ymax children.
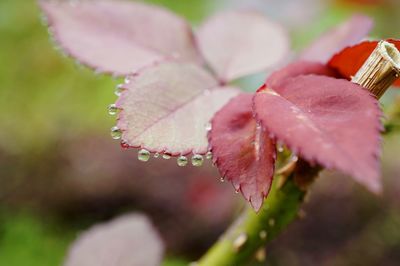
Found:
<box><xmin>109</xmin><ymin>83</ymin><xmax>213</xmax><ymax>166</ymax></box>
<box><xmin>133</xmin><ymin>150</ymin><xmax>213</xmax><ymax>167</ymax></box>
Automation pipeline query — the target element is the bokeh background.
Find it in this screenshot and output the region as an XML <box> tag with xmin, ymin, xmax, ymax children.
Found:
<box><xmin>1</xmin><ymin>0</ymin><xmax>400</xmax><ymax>265</ymax></box>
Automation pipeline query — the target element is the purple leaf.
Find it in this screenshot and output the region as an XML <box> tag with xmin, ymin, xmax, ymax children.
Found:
<box><xmin>197</xmin><ymin>11</ymin><xmax>290</xmax><ymax>82</ymax></box>
<box><xmin>265</xmin><ymin>60</ymin><xmax>339</xmax><ymax>89</ymax></box>
<box><xmin>115</xmin><ymin>62</ymin><xmax>240</xmax><ymax>156</ymax></box>
<box><xmin>40</xmin><ymin>0</ymin><xmax>201</xmax><ymax>76</ymax></box>
<box><xmin>300</xmin><ymin>15</ymin><xmax>373</xmax><ymax>63</ymax></box>
<box><xmin>64</xmin><ymin>213</ymin><xmax>164</xmax><ymax>266</ymax></box>
<box><xmin>209</xmin><ymin>94</ymin><xmax>276</xmax><ymax>211</ymax></box>
<box><xmin>254</xmin><ymin>75</ymin><xmax>382</xmax><ymax>192</ymax></box>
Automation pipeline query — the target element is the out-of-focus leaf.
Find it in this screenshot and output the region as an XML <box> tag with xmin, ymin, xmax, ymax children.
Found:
<box><xmin>197</xmin><ymin>11</ymin><xmax>290</xmax><ymax>82</ymax></box>
<box><xmin>265</xmin><ymin>60</ymin><xmax>339</xmax><ymax>89</ymax></box>
<box><xmin>39</xmin><ymin>0</ymin><xmax>200</xmax><ymax>76</ymax></box>
<box><xmin>328</xmin><ymin>39</ymin><xmax>400</xmax><ymax>86</ymax></box>
<box><xmin>64</xmin><ymin>213</ymin><xmax>164</xmax><ymax>266</ymax></box>
<box><xmin>209</xmin><ymin>94</ymin><xmax>276</xmax><ymax>211</ymax></box>
<box><xmin>115</xmin><ymin>62</ymin><xmax>240</xmax><ymax>155</ymax></box>
<box><xmin>254</xmin><ymin>75</ymin><xmax>382</xmax><ymax>192</ymax></box>
<box><xmin>300</xmin><ymin>15</ymin><xmax>373</xmax><ymax>63</ymax></box>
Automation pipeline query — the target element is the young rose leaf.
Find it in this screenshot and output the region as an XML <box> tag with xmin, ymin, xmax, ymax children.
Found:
<box><xmin>65</xmin><ymin>213</ymin><xmax>164</xmax><ymax>266</ymax></box>
<box><xmin>300</xmin><ymin>15</ymin><xmax>373</xmax><ymax>63</ymax></box>
<box><xmin>265</xmin><ymin>60</ymin><xmax>339</xmax><ymax>89</ymax></box>
<box><xmin>209</xmin><ymin>94</ymin><xmax>276</xmax><ymax>211</ymax></box>
<box><xmin>115</xmin><ymin>62</ymin><xmax>240</xmax><ymax>156</ymax></box>
<box><xmin>197</xmin><ymin>11</ymin><xmax>290</xmax><ymax>82</ymax></box>
<box><xmin>254</xmin><ymin>75</ymin><xmax>382</xmax><ymax>193</ymax></box>
<box><xmin>40</xmin><ymin>0</ymin><xmax>200</xmax><ymax>76</ymax></box>
<box><xmin>328</xmin><ymin>39</ymin><xmax>400</xmax><ymax>86</ymax></box>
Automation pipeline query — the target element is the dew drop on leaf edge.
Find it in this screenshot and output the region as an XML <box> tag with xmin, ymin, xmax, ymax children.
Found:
<box><xmin>108</xmin><ymin>104</ymin><xmax>118</xmax><ymax>115</ymax></box>
<box><xmin>138</xmin><ymin>149</ymin><xmax>150</xmax><ymax>162</ymax></box>
<box><xmin>177</xmin><ymin>156</ymin><xmax>188</xmax><ymax>167</ymax></box>
<box><xmin>110</xmin><ymin>126</ymin><xmax>122</xmax><ymax>140</ymax></box>
<box><xmin>162</xmin><ymin>154</ymin><xmax>171</xmax><ymax>160</ymax></box>
<box><xmin>191</xmin><ymin>154</ymin><xmax>204</xmax><ymax>167</ymax></box>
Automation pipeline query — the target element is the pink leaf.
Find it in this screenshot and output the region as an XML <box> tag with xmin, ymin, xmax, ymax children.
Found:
<box><xmin>115</xmin><ymin>62</ymin><xmax>240</xmax><ymax>156</ymax></box>
<box><xmin>300</xmin><ymin>15</ymin><xmax>373</xmax><ymax>63</ymax></box>
<box><xmin>197</xmin><ymin>11</ymin><xmax>290</xmax><ymax>82</ymax></box>
<box><xmin>40</xmin><ymin>0</ymin><xmax>200</xmax><ymax>76</ymax></box>
<box><xmin>254</xmin><ymin>75</ymin><xmax>382</xmax><ymax>192</ymax></box>
<box><xmin>209</xmin><ymin>94</ymin><xmax>276</xmax><ymax>211</ymax></box>
<box><xmin>64</xmin><ymin>213</ymin><xmax>164</xmax><ymax>266</ymax></box>
<box><xmin>265</xmin><ymin>60</ymin><xmax>339</xmax><ymax>89</ymax></box>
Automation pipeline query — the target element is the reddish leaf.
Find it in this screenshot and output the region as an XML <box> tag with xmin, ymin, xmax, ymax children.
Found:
<box><xmin>209</xmin><ymin>94</ymin><xmax>276</xmax><ymax>211</ymax></box>
<box><xmin>300</xmin><ymin>15</ymin><xmax>373</xmax><ymax>63</ymax></box>
<box><xmin>197</xmin><ymin>11</ymin><xmax>290</xmax><ymax>82</ymax></box>
<box><xmin>65</xmin><ymin>213</ymin><xmax>164</xmax><ymax>266</ymax></box>
<box><xmin>265</xmin><ymin>61</ymin><xmax>339</xmax><ymax>89</ymax></box>
<box><xmin>253</xmin><ymin>75</ymin><xmax>382</xmax><ymax>192</ymax></box>
<box><xmin>328</xmin><ymin>39</ymin><xmax>400</xmax><ymax>86</ymax></box>
<box><xmin>115</xmin><ymin>62</ymin><xmax>240</xmax><ymax>156</ymax></box>
<box><xmin>40</xmin><ymin>0</ymin><xmax>200</xmax><ymax>76</ymax></box>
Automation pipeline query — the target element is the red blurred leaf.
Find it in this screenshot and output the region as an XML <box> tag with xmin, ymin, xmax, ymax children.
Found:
<box><xmin>328</xmin><ymin>39</ymin><xmax>400</xmax><ymax>86</ymax></box>
<box><xmin>65</xmin><ymin>213</ymin><xmax>164</xmax><ymax>266</ymax></box>
<box><xmin>197</xmin><ymin>11</ymin><xmax>289</xmax><ymax>82</ymax></box>
<box><xmin>300</xmin><ymin>15</ymin><xmax>373</xmax><ymax>63</ymax></box>
<box><xmin>209</xmin><ymin>94</ymin><xmax>276</xmax><ymax>211</ymax></box>
<box><xmin>115</xmin><ymin>62</ymin><xmax>240</xmax><ymax>156</ymax></box>
<box><xmin>40</xmin><ymin>0</ymin><xmax>200</xmax><ymax>76</ymax></box>
<box><xmin>254</xmin><ymin>75</ymin><xmax>382</xmax><ymax>192</ymax></box>
<box><xmin>265</xmin><ymin>61</ymin><xmax>339</xmax><ymax>89</ymax></box>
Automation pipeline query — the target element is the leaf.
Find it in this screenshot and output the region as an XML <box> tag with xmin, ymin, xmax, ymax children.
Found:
<box><xmin>253</xmin><ymin>75</ymin><xmax>382</xmax><ymax>192</ymax></box>
<box><xmin>197</xmin><ymin>11</ymin><xmax>290</xmax><ymax>82</ymax></box>
<box><xmin>208</xmin><ymin>94</ymin><xmax>276</xmax><ymax>211</ymax></box>
<box><xmin>64</xmin><ymin>213</ymin><xmax>164</xmax><ymax>266</ymax></box>
<box><xmin>115</xmin><ymin>62</ymin><xmax>240</xmax><ymax>155</ymax></box>
<box><xmin>265</xmin><ymin>60</ymin><xmax>339</xmax><ymax>89</ymax></box>
<box><xmin>300</xmin><ymin>15</ymin><xmax>373</xmax><ymax>63</ymax></box>
<box><xmin>40</xmin><ymin>0</ymin><xmax>200</xmax><ymax>76</ymax></box>
<box><xmin>328</xmin><ymin>39</ymin><xmax>400</xmax><ymax>86</ymax></box>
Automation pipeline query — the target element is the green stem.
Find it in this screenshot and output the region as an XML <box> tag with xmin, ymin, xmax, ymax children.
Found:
<box><xmin>197</xmin><ymin>174</ymin><xmax>305</xmax><ymax>266</ymax></box>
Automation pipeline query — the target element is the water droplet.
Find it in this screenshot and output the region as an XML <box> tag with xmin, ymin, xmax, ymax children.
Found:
<box><xmin>255</xmin><ymin>248</ymin><xmax>266</xmax><ymax>262</ymax></box>
<box><xmin>235</xmin><ymin>189</ymin><xmax>239</xmax><ymax>194</ymax></box>
<box><xmin>205</xmin><ymin>122</ymin><xmax>212</xmax><ymax>131</ymax></box>
<box><xmin>110</xmin><ymin>126</ymin><xmax>122</xmax><ymax>140</ymax></box>
<box><xmin>138</xmin><ymin>149</ymin><xmax>150</xmax><ymax>162</ymax></box>
<box><xmin>177</xmin><ymin>156</ymin><xmax>188</xmax><ymax>167</ymax></box>
<box><xmin>108</xmin><ymin>104</ymin><xmax>118</xmax><ymax>115</ymax></box>
<box><xmin>153</xmin><ymin>152</ymin><xmax>160</xmax><ymax>158</ymax></box>
<box><xmin>259</xmin><ymin>230</ymin><xmax>268</xmax><ymax>240</ymax></box>
<box><xmin>291</xmin><ymin>154</ymin><xmax>298</xmax><ymax>162</ymax></box>
<box><xmin>191</xmin><ymin>154</ymin><xmax>204</xmax><ymax>167</ymax></box>
<box><xmin>40</xmin><ymin>14</ymin><xmax>48</xmax><ymax>26</ymax></box>
<box><xmin>233</xmin><ymin>233</ymin><xmax>248</xmax><ymax>252</ymax></box>
<box><xmin>277</xmin><ymin>141</ymin><xmax>284</xmax><ymax>152</ymax></box>
<box><xmin>268</xmin><ymin>218</ymin><xmax>275</xmax><ymax>227</ymax></box>
<box><xmin>220</xmin><ymin>177</ymin><xmax>225</xmax><ymax>183</ymax></box>
<box><xmin>162</xmin><ymin>154</ymin><xmax>171</xmax><ymax>160</ymax></box>
<box><xmin>206</xmin><ymin>151</ymin><xmax>213</xmax><ymax>160</ymax></box>
<box><xmin>115</xmin><ymin>84</ymin><xmax>124</xmax><ymax>96</ymax></box>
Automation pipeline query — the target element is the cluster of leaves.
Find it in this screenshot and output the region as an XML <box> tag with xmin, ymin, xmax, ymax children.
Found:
<box><xmin>40</xmin><ymin>0</ymin><xmax>400</xmax><ymax>211</ymax></box>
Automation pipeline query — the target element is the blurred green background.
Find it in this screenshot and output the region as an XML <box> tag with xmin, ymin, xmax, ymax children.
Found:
<box><xmin>1</xmin><ymin>0</ymin><xmax>400</xmax><ymax>265</ymax></box>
